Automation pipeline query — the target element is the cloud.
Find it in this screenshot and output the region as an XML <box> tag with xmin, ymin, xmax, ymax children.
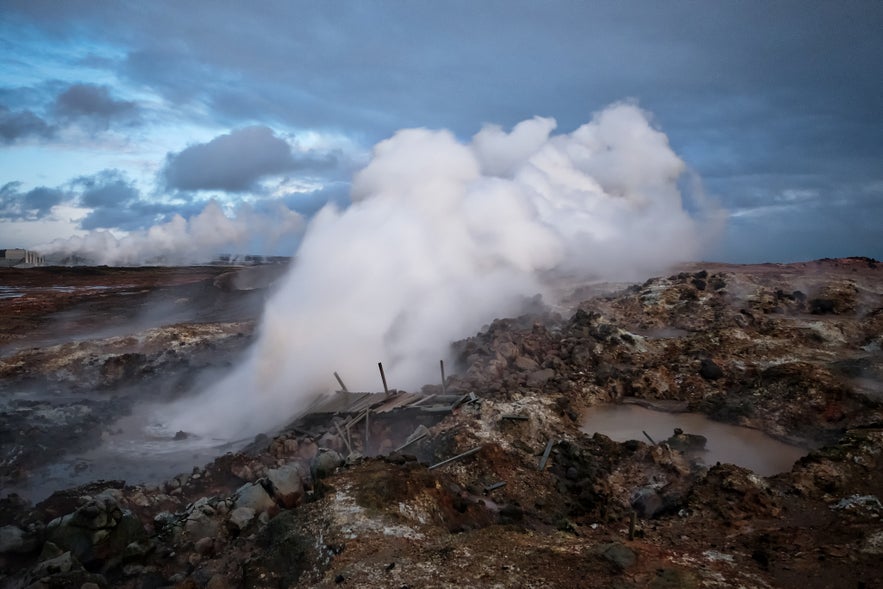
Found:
<box><xmin>163</xmin><ymin>126</ymin><xmax>335</xmax><ymax>192</ymax></box>
<box><xmin>0</xmin><ymin>104</ymin><xmax>56</xmax><ymax>143</ymax></box>
<box><xmin>0</xmin><ymin>181</ymin><xmax>67</xmax><ymax>219</ymax></box>
<box><xmin>53</xmin><ymin>83</ymin><xmax>139</xmax><ymax>129</ymax></box>
<box><xmin>157</xmin><ymin>102</ymin><xmax>716</xmax><ymax>439</ymax></box>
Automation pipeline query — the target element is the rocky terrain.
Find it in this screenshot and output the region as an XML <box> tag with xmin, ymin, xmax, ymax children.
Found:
<box><xmin>1</xmin><ymin>258</ymin><xmax>882</xmax><ymax>588</ymax></box>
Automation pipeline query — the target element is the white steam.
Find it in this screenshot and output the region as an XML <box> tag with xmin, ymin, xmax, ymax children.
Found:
<box><xmin>160</xmin><ymin>102</ymin><xmax>716</xmax><ymax>439</ymax></box>
<box><xmin>37</xmin><ymin>201</ymin><xmax>305</xmax><ymax>265</ymax></box>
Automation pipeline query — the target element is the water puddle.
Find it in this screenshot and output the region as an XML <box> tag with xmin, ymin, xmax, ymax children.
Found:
<box><xmin>581</xmin><ymin>404</ymin><xmax>808</xmax><ymax>476</ymax></box>
<box><xmin>3</xmin><ymin>410</ymin><xmax>244</xmax><ymax>503</ymax></box>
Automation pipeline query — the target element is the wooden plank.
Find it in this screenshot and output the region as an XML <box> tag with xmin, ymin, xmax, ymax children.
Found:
<box><xmin>484</xmin><ymin>481</ymin><xmax>506</xmax><ymax>493</ymax></box>
<box><xmin>501</xmin><ymin>414</ymin><xmax>529</xmax><ymax>421</ymax></box>
<box><xmin>538</xmin><ymin>440</ymin><xmax>555</xmax><ymax>471</ymax></box>
<box><xmin>428</xmin><ymin>446</ymin><xmax>481</xmax><ymax>470</ymax></box>
<box><xmin>378</xmin><ymin>362</ymin><xmax>389</xmax><ymax>394</ymax></box>
<box><xmin>334</xmin><ymin>371</ymin><xmax>349</xmax><ymax>393</ymax></box>
<box><xmin>440</xmin><ymin>360</ymin><xmax>447</xmax><ymax>395</ymax></box>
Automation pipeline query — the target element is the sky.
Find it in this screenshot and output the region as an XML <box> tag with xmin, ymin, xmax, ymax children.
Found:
<box><xmin>1</xmin><ymin>0</ymin><xmax>881</xmax><ymax>263</ymax></box>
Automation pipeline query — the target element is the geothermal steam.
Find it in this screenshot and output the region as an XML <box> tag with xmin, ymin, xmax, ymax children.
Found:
<box><xmin>38</xmin><ymin>200</ymin><xmax>304</xmax><ymax>265</ymax></box>
<box><xmin>162</xmin><ymin>102</ymin><xmax>713</xmax><ymax>439</ymax></box>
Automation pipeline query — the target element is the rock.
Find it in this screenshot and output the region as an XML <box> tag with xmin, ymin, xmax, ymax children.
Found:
<box><xmin>30</xmin><ymin>550</ymin><xmax>82</xmax><ymax>578</ymax></box>
<box><xmin>231</xmin><ymin>462</ymin><xmax>255</xmax><ymax>482</ymax></box>
<box><xmin>266</xmin><ymin>463</ymin><xmax>306</xmax><ymax>508</ymax></box>
<box><xmin>514</xmin><ymin>356</ymin><xmax>539</xmax><ymax>371</ymax></box>
<box><xmin>234</xmin><ymin>481</ymin><xmax>277</xmax><ymax>513</ymax></box>
<box><xmin>631</xmin><ymin>487</ymin><xmax>664</xmax><ymax>518</ymax></box>
<box><xmin>311</xmin><ymin>449</ymin><xmax>344</xmax><ymax>479</ymax></box>
<box><xmin>602</xmin><ymin>543</ymin><xmax>637</xmax><ymax>570</ymax></box>
<box><xmin>495</xmin><ymin>341</ymin><xmax>519</xmax><ymax>360</ymax></box>
<box><xmin>185</xmin><ymin>510</ymin><xmax>221</xmax><ymax>542</ymax></box>
<box><xmin>194</xmin><ymin>536</ymin><xmax>214</xmax><ymax>556</ymax></box>
<box><xmin>0</xmin><ymin>524</ymin><xmax>39</xmax><ymax>555</ymax></box>
<box><xmin>698</xmin><ymin>358</ymin><xmax>724</xmax><ymax>380</ymax></box>
<box><xmin>527</xmin><ymin>368</ymin><xmax>556</xmax><ymax>387</ymax></box>
<box><xmin>206</xmin><ymin>574</ymin><xmax>230</xmax><ymax>589</ymax></box>
<box><xmin>228</xmin><ymin>507</ymin><xmax>256</xmax><ymax>532</ymax></box>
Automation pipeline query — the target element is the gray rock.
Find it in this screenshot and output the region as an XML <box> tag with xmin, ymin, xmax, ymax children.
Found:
<box><xmin>266</xmin><ymin>463</ymin><xmax>306</xmax><ymax>508</ymax></box>
<box><xmin>527</xmin><ymin>368</ymin><xmax>556</xmax><ymax>387</ymax></box>
<box><xmin>30</xmin><ymin>550</ymin><xmax>82</xmax><ymax>578</ymax></box>
<box><xmin>514</xmin><ymin>356</ymin><xmax>539</xmax><ymax>371</ymax></box>
<box><xmin>311</xmin><ymin>449</ymin><xmax>344</xmax><ymax>479</ymax></box>
<box><xmin>602</xmin><ymin>542</ymin><xmax>637</xmax><ymax>570</ymax></box>
<box><xmin>184</xmin><ymin>510</ymin><xmax>221</xmax><ymax>542</ymax></box>
<box><xmin>233</xmin><ymin>481</ymin><xmax>277</xmax><ymax>513</ymax></box>
<box><xmin>0</xmin><ymin>524</ymin><xmax>39</xmax><ymax>555</ymax></box>
<box><xmin>228</xmin><ymin>506</ymin><xmax>256</xmax><ymax>531</ymax></box>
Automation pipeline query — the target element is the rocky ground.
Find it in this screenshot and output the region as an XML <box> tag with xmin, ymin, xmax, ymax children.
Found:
<box><xmin>1</xmin><ymin>258</ymin><xmax>882</xmax><ymax>588</ymax></box>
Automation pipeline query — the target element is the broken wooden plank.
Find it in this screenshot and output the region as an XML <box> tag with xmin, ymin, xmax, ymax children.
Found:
<box><xmin>484</xmin><ymin>481</ymin><xmax>506</xmax><ymax>493</ymax></box>
<box><xmin>428</xmin><ymin>446</ymin><xmax>481</xmax><ymax>470</ymax></box>
<box><xmin>642</xmin><ymin>430</ymin><xmax>656</xmax><ymax>445</ymax></box>
<box><xmin>334</xmin><ymin>420</ymin><xmax>353</xmax><ymax>455</ymax></box>
<box><xmin>378</xmin><ymin>362</ymin><xmax>390</xmax><ymax>395</ymax></box>
<box><xmin>538</xmin><ymin>439</ymin><xmax>555</xmax><ymax>471</ymax></box>
<box><xmin>501</xmin><ymin>414</ymin><xmax>529</xmax><ymax>421</ymax></box>
<box><xmin>333</xmin><ymin>371</ymin><xmax>349</xmax><ymax>393</ymax></box>
<box><xmin>394</xmin><ymin>424</ymin><xmax>430</xmax><ymax>452</ymax></box>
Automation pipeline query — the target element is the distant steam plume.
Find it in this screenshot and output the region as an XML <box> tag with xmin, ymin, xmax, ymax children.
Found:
<box><xmin>160</xmin><ymin>101</ymin><xmax>719</xmax><ymax>438</ymax></box>
<box><xmin>37</xmin><ymin>201</ymin><xmax>304</xmax><ymax>265</ymax></box>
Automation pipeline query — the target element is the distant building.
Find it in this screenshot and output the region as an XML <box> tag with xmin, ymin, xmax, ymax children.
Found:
<box><xmin>0</xmin><ymin>248</ymin><xmax>45</xmax><ymax>267</ymax></box>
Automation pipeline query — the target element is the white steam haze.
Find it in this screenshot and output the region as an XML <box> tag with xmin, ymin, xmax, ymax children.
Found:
<box><xmin>36</xmin><ymin>200</ymin><xmax>305</xmax><ymax>265</ymax></box>
<box><xmin>152</xmin><ymin>101</ymin><xmax>720</xmax><ymax>439</ymax></box>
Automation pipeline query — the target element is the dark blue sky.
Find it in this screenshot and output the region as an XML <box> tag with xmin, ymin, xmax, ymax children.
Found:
<box><xmin>1</xmin><ymin>0</ymin><xmax>881</xmax><ymax>261</ymax></box>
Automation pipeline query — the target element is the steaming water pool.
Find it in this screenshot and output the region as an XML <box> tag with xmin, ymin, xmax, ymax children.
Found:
<box><xmin>581</xmin><ymin>404</ymin><xmax>808</xmax><ymax>476</ymax></box>
<box><xmin>4</xmin><ymin>410</ymin><xmax>244</xmax><ymax>503</ymax></box>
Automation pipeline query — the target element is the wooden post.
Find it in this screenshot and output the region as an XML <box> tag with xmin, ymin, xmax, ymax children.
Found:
<box><xmin>538</xmin><ymin>439</ymin><xmax>555</xmax><ymax>471</ymax></box>
<box><xmin>378</xmin><ymin>362</ymin><xmax>390</xmax><ymax>395</ymax></box>
<box><xmin>365</xmin><ymin>407</ymin><xmax>371</xmax><ymax>452</ymax></box>
<box><xmin>440</xmin><ymin>360</ymin><xmax>447</xmax><ymax>395</ymax></box>
<box><xmin>334</xmin><ymin>371</ymin><xmax>349</xmax><ymax>393</ymax></box>
<box><xmin>628</xmin><ymin>510</ymin><xmax>637</xmax><ymax>540</ymax></box>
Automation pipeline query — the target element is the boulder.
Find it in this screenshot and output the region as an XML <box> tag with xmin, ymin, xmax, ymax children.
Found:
<box><xmin>699</xmin><ymin>358</ymin><xmax>724</xmax><ymax>380</ymax></box>
<box><xmin>311</xmin><ymin>449</ymin><xmax>344</xmax><ymax>479</ymax></box>
<box><xmin>514</xmin><ymin>356</ymin><xmax>540</xmax><ymax>371</ymax></box>
<box><xmin>527</xmin><ymin>368</ymin><xmax>556</xmax><ymax>387</ymax></box>
<box><xmin>266</xmin><ymin>463</ymin><xmax>306</xmax><ymax>508</ymax></box>
<box><xmin>228</xmin><ymin>506</ymin><xmax>256</xmax><ymax>532</ymax></box>
<box><xmin>233</xmin><ymin>481</ymin><xmax>277</xmax><ymax>513</ymax></box>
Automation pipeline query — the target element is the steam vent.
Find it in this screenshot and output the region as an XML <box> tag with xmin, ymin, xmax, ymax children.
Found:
<box><xmin>1</xmin><ymin>258</ymin><xmax>881</xmax><ymax>588</ymax></box>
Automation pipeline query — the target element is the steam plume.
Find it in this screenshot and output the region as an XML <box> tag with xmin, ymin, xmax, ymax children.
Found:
<box><xmin>161</xmin><ymin>102</ymin><xmax>715</xmax><ymax>438</ymax></box>
<box><xmin>37</xmin><ymin>200</ymin><xmax>304</xmax><ymax>265</ymax></box>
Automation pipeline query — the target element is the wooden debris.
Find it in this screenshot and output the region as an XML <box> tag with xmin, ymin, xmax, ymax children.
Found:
<box><xmin>501</xmin><ymin>414</ymin><xmax>529</xmax><ymax>421</ymax></box>
<box><xmin>395</xmin><ymin>424</ymin><xmax>430</xmax><ymax>452</ymax></box>
<box><xmin>378</xmin><ymin>362</ymin><xmax>390</xmax><ymax>395</ymax></box>
<box><xmin>642</xmin><ymin>430</ymin><xmax>656</xmax><ymax>445</ymax></box>
<box><xmin>334</xmin><ymin>420</ymin><xmax>353</xmax><ymax>455</ymax></box>
<box><xmin>428</xmin><ymin>446</ymin><xmax>482</xmax><ymax>470</ymax></box>
<box><xmin>333</xmin><ymin>371</ymin><xmax>349</xmax><ymax>393</ymax></box>
<box><xmin>440</xmin><ymin>359</ymin><xmax>447</xmax><ymax>395</ymax></box>
<box><xmin>538</xmin><ymin>439</ymin><xmax>555</xmax><ymax>471</ymax></box>
<box><xmin>484</xmin><ymin>481</ymin><xmax>506</xmax><ymax>493</ymax></box>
